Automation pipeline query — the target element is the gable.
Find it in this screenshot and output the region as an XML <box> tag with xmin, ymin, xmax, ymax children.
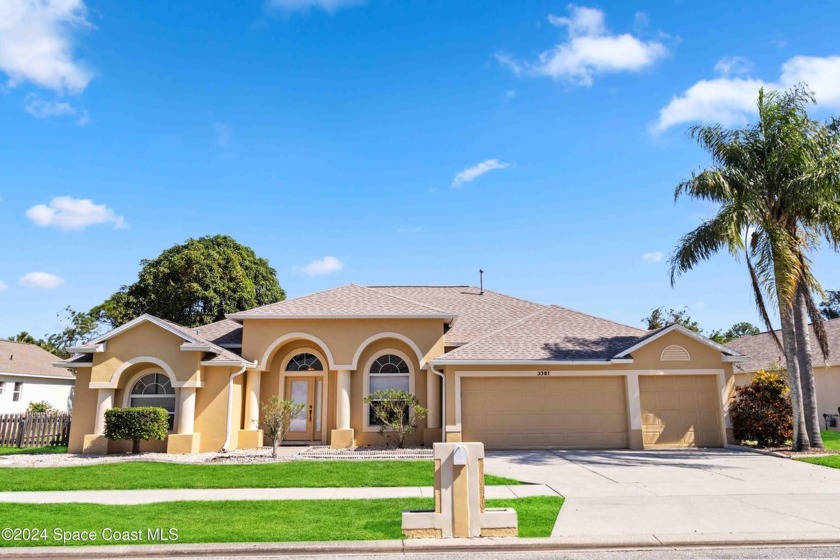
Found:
<box><xmin>629</xmin><ymin>329</ymin><xmax>729</xmax><ymax>369</ymax></box>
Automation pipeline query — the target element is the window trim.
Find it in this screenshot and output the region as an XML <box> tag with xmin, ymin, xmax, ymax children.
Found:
<box><xmin>363</xmin><ymin>349</ymin><xmax>415</xmax><ymax>432</ymax></box>
<box><xmin>12</xmin><ymin>382</ymin><xmax>22</xmax><ymax>402</ymax></box>
<box><xmin>0</xmin><ymin>381</ymin><xmax>4</xmax><ymax>395</ymax></box>
<box><xmin>283</xmin><ymin>350</ymin><xmax>325</xmax><ymax>372</ymax></box>
<box><xmin>122</xmin><ymin>369</ymin><xmax>177</xmax><ymax>432</ymax></box>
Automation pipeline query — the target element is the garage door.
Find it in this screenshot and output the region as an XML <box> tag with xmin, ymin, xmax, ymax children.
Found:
<box><xmin>461</xmin><ymin>376</ymin><xmax>628</xmax><ymax>449</ymax></box>
<box><xmin>640</xmin><ymin>375</ymin><xmax>723</xmax><ymax>448</ymax></box>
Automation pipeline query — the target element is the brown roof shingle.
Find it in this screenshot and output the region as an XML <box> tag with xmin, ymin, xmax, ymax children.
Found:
<box><xmin>727</xmin><ymin>317</ymin><xmax>840</xmax><ymax>372</ymax></box>
<box><xmin>369</xmin><ymin>286</ymin><xmax>547</xmax><ymax>346</ymax></box>
<box><xmin>436</xmin><ymin>305</ymin><xmax>650</xmax><ymax>362</ymax></box>
<box><xmin>0</xmin><ymin>340</ymin><xmax>72</xmax><ymax>379</ymax></box>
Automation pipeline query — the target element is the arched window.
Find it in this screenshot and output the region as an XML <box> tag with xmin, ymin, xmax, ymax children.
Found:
<box><xmin>130</xmin><ymin>373</ymin><xmax>175</xmax><ymax>430</ymax></box>
<box><xmin>286</xmin><ymin>353</ymin><xmax>323</xmax><ymax>371</ymax></box>
<box><xmin>367</xmin><ymin>353</ymin><xmax>411</xmax><ymax>426</ymax></box>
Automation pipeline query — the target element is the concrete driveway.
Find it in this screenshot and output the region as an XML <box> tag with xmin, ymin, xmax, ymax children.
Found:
<box><xmin>484</xmin><ymin>448</ymin><xmax>840</xmax><ymax>541</ymax></box>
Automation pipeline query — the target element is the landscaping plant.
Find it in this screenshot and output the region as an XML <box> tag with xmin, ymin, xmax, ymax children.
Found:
<box><xmin>261</xmin><ymin>396</ymin><xmax>305</xmax><ymax>458</ymax></box>
<box><xmin>364</xmin><ymin>389</ymin><xmax>427</xmax><ymax>448</ymax></box>
<box><xmin>103</xmin><ymin>407</ymin><xmax>169</xmax><ymax>454</ymax></box>
<box><xmin>730</xmin><ymin>369</ymin><xmax>792</xmax><ymax>448</ymax></box>
<box><xmin>26</xmin><ymin>401</ymin><xmax>55</xmax><ymax>413</ymax></box>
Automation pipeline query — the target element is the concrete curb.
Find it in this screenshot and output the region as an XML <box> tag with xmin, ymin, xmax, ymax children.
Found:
<box><xmin>3</xmin><ymin>533</ymin><xmax>840</xmax><ymax>558</ymax></box>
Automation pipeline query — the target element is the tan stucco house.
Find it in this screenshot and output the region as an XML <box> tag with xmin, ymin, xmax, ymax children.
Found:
<box><xmin>58</xmin><ymin>284</ymin><xmax>746</xmax><ymax>454</ymax></box>
<box><xmin>728</xmin><ymin>319</ymin><xmax>840</xmax><ymax>429</ymax></box>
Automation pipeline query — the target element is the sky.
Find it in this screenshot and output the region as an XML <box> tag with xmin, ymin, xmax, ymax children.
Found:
<box><xmin>2</xmin><ymin>0</ymin><xmax>840</xmax><ymax>339</ymax></box>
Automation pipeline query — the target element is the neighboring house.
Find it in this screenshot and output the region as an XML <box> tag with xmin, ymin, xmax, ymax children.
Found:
<box><xmin>0</xmin><ymin>340</ymin><xmax>75</xmax><ymax>413</ymax></box>
<box><xmin>728</xmin><ymin>318</ymin><xmax>840</xmax><ymax>427</ymax></box>
<box><xmin>57</xmin><ymin>284</ymin><xmax>745</xmax><ymax>454</ymax></box>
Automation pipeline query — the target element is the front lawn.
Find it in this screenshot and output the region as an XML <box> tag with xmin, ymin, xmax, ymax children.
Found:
<box><xmin>821</xmin><ymin>430</ymin><xmax>840</xmax><ymax>450</ymax></box>
<box><xmin>0</xmin><ymin>446</ymin><xmax>67</xmax><ymax>456</ymax></box>
<box><xmin>0</xmin><ymin>496</ymin><xmax>563</xmax><ymax>546</ymax></box>
<box><xmin>0</xmin><ymin>460</ymin><xmax>521</xmax><ymax>491</ymax></box>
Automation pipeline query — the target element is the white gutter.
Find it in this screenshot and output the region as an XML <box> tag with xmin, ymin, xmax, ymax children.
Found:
<box><xmin>429</xmin><ymin>363</ymin><xmax>446</xmax><ymax>443</ymax></box>
<box><xmin>221</xmin><ymin>362</ymin><xmax>254</xmax><ymax>452</ymax></box>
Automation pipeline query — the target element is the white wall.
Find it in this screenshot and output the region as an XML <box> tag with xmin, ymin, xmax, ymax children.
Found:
<box><xmin>0</xmin><ymin>375</ymin><xmax>74</xmax><ymax>413</ymax></box>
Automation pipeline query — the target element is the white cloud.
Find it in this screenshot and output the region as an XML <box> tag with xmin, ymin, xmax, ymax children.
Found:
<box><xmin>0</xmin><ymin>281</ymin><xmax>7</xmax><ymax>292</ymax></box>
<box><xmin>19</xmin><ymin>272</ymin><xmax>64</xmax><ymax>289</ymax></box>
<box><xmin>642</xmin><ymin>251</ymin><xmax>663</xmax><ymax>263</ymax></box>
<box><xmin>26</xmin><ymin>196</ymin><xmax>127</xmax><ymax>231</ymax></box>
<box><xmin>267</xmin><ymin>0</ymin><xmax>366</xmax><ymax>13</ymax></box>
<box><xmin>300</xmin><ymin>256</ymin><xmax>343</xmax><ymax>276</ymax></box>
<box><xmin>0</xmin><ymin>0</ymin><xmax>93</xmax><ymax>94</ymax></box>
<box><xmin>452</xmin><ymin>159</ymin><xmax>510</xmax><ymax>188</ymax></box>
<box><xmin>654</xmin><ymin>55</ymin><xmax>840</xmax><ymax>132</ymax></box>
<box><xmin>713</xmin><ymin>56</ymin><xmax>752</xmax><ymax>77</ymax></box>
<box><xmin>497</xmin><ymin>5</ymin><xmax>668</xmax><ymax>86</ymax></box>
<box><xmin>24</xmin><ymin>94</ymin><xmax>89</xmax><ymax>125</ymax></box>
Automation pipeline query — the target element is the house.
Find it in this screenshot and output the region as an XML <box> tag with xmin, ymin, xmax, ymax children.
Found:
<box><xmin>57</xmin><ymin>284</ymin><xmax>745</xmax><ymax>454</ymax></box>
<box><xmin>727</xmin><ymin>318</ymin><xmax>840</xmax><ymax>428</ymax></box>
<box><xmin>0</xmin><ymin>340</ymin><xmax>75</xmax><ymax>413</ymax></box>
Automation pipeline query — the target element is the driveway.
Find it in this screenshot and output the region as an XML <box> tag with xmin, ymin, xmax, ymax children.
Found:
<box><xmin>484</xmin><ymin>448</ymin><xmax>840</xmax><ymax>541</ymax></box>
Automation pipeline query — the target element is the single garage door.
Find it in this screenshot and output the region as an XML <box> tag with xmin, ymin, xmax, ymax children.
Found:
<box><xmin>640</xmin><ymin>375</ymin><xmax>723</xmax><ymax>449</ymax></box>
<box><xmin>461</xmin><ymin>376</ymin><xmax>628</xmax><ymax>449</ymax></box>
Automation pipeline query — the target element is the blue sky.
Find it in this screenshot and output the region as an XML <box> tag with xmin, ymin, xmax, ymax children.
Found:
<box><xmin>2</xmin><ymin>0</ymin><xmax>840</xmax><ymax>338</ymax></box>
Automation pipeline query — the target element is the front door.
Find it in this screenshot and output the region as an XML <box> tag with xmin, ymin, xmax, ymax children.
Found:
<box><xmin>284</xmin><ymin>377</ymin><xmax>322</xmax><ymax>442</ymax></box>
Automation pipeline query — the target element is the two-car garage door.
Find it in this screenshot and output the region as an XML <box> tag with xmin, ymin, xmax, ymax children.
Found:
<box><xmin>461</xmin><ymin>377</ymin><xmax>629</xmax><ymax>449</ymax></box>
<box><xmin>460</xmin><ymin>375</ymin><xmax>723</xmax><ymax>450</ymax></box>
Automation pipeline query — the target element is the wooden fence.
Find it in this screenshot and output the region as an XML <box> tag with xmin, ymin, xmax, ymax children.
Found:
<box><xmin>0</xmin><ymin>412</ymin><xmax>71</xmax><ymax>448</ymax></box>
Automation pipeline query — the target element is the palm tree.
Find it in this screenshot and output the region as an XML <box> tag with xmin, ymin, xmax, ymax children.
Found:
<box><xmin>670</xmin><ymin>86</ymin><xmax>840</xmax><ymax>450</ymax></box>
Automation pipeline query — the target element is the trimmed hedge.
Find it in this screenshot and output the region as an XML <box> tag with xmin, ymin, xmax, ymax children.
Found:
<box><xmin>104</xmin><ymin>407</ymin><xmax>169</xmax><ymax>454</ymax></box>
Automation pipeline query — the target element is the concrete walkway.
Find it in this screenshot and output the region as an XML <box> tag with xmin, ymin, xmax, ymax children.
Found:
<box><xmin>0</xmin><ymin>484</ymin><xmax>557</xmax><ymax>505</ymax></box>
<box><xmin>483</xmin><ymin>448</ymin><xmax>840</xmax><ymax>540</ymax></box>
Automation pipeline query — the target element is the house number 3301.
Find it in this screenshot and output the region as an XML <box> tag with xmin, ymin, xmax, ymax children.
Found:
<box><xmin>536</xmin><ymin>371</ymin><xmax>550</xmax><ymax>376</ymax></box>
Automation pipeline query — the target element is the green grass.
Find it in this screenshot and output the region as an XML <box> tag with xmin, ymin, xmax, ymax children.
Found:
<box><xmin>0</xmin><ymin>496</ymin><xmax>563</xmax><ymax>546</ymax></box>
<box><xmin>0</xmin><ymin>460</ymin><xmax>521</xmax><ymax>491</ymax></box>
<box><xmin>0</xmin><ymin>446</ymin><xmax>67</xmax><ymax>456</ymax></box>
<box><xmin>820</xmin><ymin>430</ymin><xmax>840</xmax><ymax>450</ymax></box>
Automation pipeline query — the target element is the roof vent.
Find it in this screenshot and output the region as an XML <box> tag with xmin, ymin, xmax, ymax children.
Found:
<box><xmin>479</xmin><ymin>269</ymin><xmax>484</xmax><ymax>295</ymax></box>
<box><xmin>660</xmin><ymin>344</ymin><xmax>690</xmax><ymax>361</ymax></box>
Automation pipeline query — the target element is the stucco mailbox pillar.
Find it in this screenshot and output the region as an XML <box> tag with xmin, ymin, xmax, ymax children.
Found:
<box><xmin>402</xmin><ymin>442</ymin><xmax>517</xmax><ymax>538</ymax></box>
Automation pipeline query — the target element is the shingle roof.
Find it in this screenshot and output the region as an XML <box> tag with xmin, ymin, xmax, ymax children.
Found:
<box><xmin>436</xmin><ymin>305</ymin><xmax>650</xmax><ymax>362</ymax></box>
<box><xmin>727</xmin><ymin>318</ymin><xmax>840</xmax><ymax>372</ymax></box>
<box><xmin>0</xmin><ymin>340</ymin><xmax>73</xmax><ymax>379</ymax></box>
<box><xmin>195</xmin><ymin>319</ymin><xmax>242</xmax><ymax>347</ymax></box>
<box><xmin>369</xmin><ymin>286</ymin><xmax>547</xmax><ymax>346</ymax></box>
<box><xmin>227</xmin><ymin>284</ymin><xmax>456</xmax><ymax>320</ymax></box>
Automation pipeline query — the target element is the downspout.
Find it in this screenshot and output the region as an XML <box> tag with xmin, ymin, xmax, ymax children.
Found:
<box><xmin>221</xmin><ymin>362</ymin><xmax>254</xmax><ymax>452</ymax></box>
<box><xmin>429</xmin><ymin>362</ymin><xmax>446</xmax><ymax>443</ymax></box>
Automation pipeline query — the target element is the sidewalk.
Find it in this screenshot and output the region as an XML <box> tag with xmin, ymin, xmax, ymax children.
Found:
<box><xmin>3</xmin><ymin>533</ymin><xmax>840</xmax><ymax>559</ymax></box>
<box><xmin>0</xmin><ymin>484</ymin><xmax>558</xmax><ymax>505</ymax></box>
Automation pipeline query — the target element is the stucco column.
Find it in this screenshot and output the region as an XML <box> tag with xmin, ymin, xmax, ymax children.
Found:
<box><xmin>177</xmin><ymin>387</ymin><xmax>196</xmax><ymax>434</ymax></box>
<box><xmin>625</xmin><ymin>374</ymin><xmax>643</xmax><ymax>450</ymax></box>
<box><xmin>426</xmin><ymin>370</ymin><xmax>441</xmax><ymax>429</ymax></box>
<box><xmin>93</xmin><ymin>389</ymin><xmax>115</xmax><ymax>435</ymax></box>
<box><xmin>336</xmin><ymin>369</ymin><xmax>351</xmax><ymax>430</ymax></box>
<box><xmin>245</xmin><ymin>370</ymin><xmax>261</xmax><ymax>430</ymax></box>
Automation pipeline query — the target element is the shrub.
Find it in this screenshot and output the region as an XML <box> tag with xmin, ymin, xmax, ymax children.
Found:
<box><xmin>104</xmin><ymin>407</ymin><xmax>169</xmax><ymax>454</ymax></box>
<box><xmin>26</xmin><ymin>401</ymin><xmax>55</xmax><ymax>413</ymax></box>
<box><xmin>364</xmin><ymin>389</ymin><xmax>427</xmax><ymax>448</ymax></box>
<box><xmin>261</xmin><ymin>397</ymin><xmax>305</xmax><ymax>458</ymax></box>
<box><xmin>731</xmin><ymin>369</ymin><xmax>792</xmax><ymax>448</ymax></box>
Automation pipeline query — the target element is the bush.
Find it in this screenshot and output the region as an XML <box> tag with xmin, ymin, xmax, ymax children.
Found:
<box><xmin>261</xmin><ymin>397</ymin><xmax>305</xmax><ymax>458</ymax></box>
<box><xmin>104</xmin><ymin>407</ymin><xmax>169</xmax><ymax>454</ymax></box>
<box><xmin>731</xmin><ymin>369</ymin><xmax>792</xmax><ymax>448</ymax></box>
<box><xmin>364</xmin><ymin>389</ymin><xmax>427</xmax><ymax>448</ymax></box>
<box><xmin>26</xmin><ymin>401</ymin><xmax>55</xmax><ymax>413</ymax></box>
